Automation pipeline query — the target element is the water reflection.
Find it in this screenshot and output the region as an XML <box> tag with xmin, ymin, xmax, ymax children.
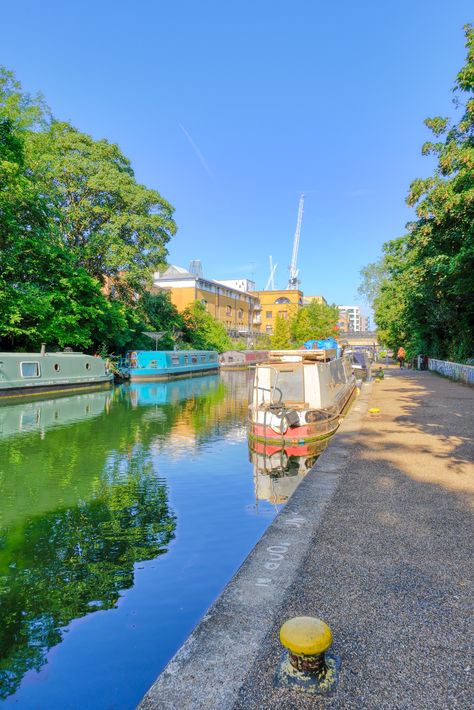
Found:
<box><xmin>0</xmin><ymin>371</ymin><xmax>273</xmax><ymax>706</ymax></box>
<box><xmin>0</xmin><ymin>390</ymin><xmax>112</xmax><ymax>441</ymax></box>
<box><xmin>0</xmin><ymin>375</ymin><xmax>248</xmax><ymax>700</ymax></box>
<box><xmin>249</xmin><ymin>441</ymin><xmax>328</xmax><ymax>505</ymax></box>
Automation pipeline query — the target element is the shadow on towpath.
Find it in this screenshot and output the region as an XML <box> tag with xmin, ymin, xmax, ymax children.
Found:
<box><xmin>233</xmin><ymin>368</ymin><xmax>474</xmax><ymax>710</ymax></box>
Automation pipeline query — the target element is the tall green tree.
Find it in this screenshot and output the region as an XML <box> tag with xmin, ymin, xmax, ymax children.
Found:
<box><xmin>0</xmin><ymin>66</ymin><xmax>179</xmax><ymax>353</ymax></box>
<box><xmin>182</xmin><ymin>301</ymin><xmax>232</xmax><ymax>352</ymax></box>
<box><xmin>26</xmin><ymin>121</ymin><xmax>176</xmax><ymax>287</ymax></box>
<box><xmin>271</xmin><ymin>314</ymin><xmax>291</xmax><ymax>348</ymax></box>
<box><xmin>360</xmin><ymin>25</ymin><xmax>474</xmax><ymax>360</ymax></box>
<box><xmin>289</xmin><ymin>300</ymin><xmax>339</xmax><ymax>345</ymax></box>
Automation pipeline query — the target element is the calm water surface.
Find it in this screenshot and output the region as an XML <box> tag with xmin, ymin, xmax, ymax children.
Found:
<box><xmin>0</xmin><ymin>372</ymin><xmax>313</xmax><ymax>709</ymax></box>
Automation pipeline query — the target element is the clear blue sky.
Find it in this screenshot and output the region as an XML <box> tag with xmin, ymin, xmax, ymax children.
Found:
<box><xmin>2</xmin><ymin>1</ymin><xmax>472</xmax><ymax>311</ymax></box>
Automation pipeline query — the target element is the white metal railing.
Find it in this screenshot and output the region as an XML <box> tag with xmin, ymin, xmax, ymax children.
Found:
<box><xmin>428</xmin><ymin>358</ymin><xmax>474</xmax><ymax>386</ymax></box>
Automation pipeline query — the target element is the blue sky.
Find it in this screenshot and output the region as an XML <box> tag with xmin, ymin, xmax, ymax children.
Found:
<box><xmin>2</xmin><ymin>1</ymin><xmax>472</xmax><ymax>312</ymax></box>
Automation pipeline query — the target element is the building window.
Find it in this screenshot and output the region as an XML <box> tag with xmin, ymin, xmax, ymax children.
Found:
<box><xmin>274</xmin><ymin>297</ymin><xmax>290</xmax><ymax>304</ymax></box>
<box><xmin>280</xmin><ymin>311</ymin><xmax>288</xmax><ymax>319</ymax></box>
<box><xmin>266</xmin><ymin>325</ymin><xmax>273</xmax><ymax>334</ymax></box>
<box><xmin>266</xmin><ymin>311</ymin><xmax>272</xmax><ymax>318</ymax></box>
<box><xmin>238</xmin><ymin>308</ymin><xmax>243</xmax><ymax>318</ymax></box>
<box><xmin>20</xmin><ymin>362</ymin><xmax>40</xmax><ymax>378</ymax></box>
<box><xmin>226</xmin><ymin>305</ymin><xmax>232</xmax><ymax>316</ymax></box>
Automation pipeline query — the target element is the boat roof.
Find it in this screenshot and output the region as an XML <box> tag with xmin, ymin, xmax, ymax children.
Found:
<box><xmin>126</xmin><ymin>350</ymin><xmax>217</xmax><ymax>355</ymax></box>
<box><xmin>267</xmin><ymin>349</ymin><xmax>337</xmax><ymax>361</ymax></box>
<box><xmin>0</xmin><ymin>351</ymin><xmax>90</xmax><ymax>357</ymax></box>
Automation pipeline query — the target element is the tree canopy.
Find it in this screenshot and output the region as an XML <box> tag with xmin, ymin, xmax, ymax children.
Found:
<box><xmin>182</xmin><ymin>301</ymin><xmax>232</xmax><ymax>352</ymax></box>
<box><xmin>271</xmin><ymin>299</ymin><xmax>339</xmax><ymax>349</ymax></box>
<box><xmin>360</xmin><ymin>25</ymin><xmax>474</xmax><ymax>362</ymax></box>
<box><xmin>26</xmin><ymin>122</ymin><xmax>176</xmax><ymax>286</ymax></box>
<box><xmin>0</xmin><ymin>66</ymin><xmax>180</xmax><ymax>353</ymax></box>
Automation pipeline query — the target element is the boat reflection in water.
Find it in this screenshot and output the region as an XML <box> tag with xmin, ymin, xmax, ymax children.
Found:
<box><xmin>249</xmin><ymin>439</ymin><xmax>328</xmax><ymax>505</ymax></box>
<box><xmin>0</xmin><ymin>371</ymin><xmax>255</xmax><ymax>705</ymax></box>
<box><xmin>0</xmin><ymin>389</ymin><xmax>113</xmax><ymax>441</ymax></box>
<box><xmin>0</xmin><ymin>385</ymin><xmax>178</xmax><ymax>702</ymax></box>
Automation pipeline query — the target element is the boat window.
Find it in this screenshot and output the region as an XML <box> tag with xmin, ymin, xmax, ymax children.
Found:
<box><xmin>20</xmin><ymin>362</ymin><xmax>40</xmax><ymax>378</ymax></box>
<box><xmin>184</xmin><ymin>355</ymin><xmax>188</xmax><ymax>364</ymax></box>
<box><xmin>191</xmin><ymin>356</ymin><xmax>198</xmax><ymax>363</ymax></box>
<box><xmin>200</xmin><ymin>355</ymin><xmax>206</xmax><ymax>362</ymax></box>
<box><xmin>171</xmin><ymin>355</ymin><xmax>180</xmax><ymax>365</ymax></box>
<box><xmin>209</xmin><ymin>353</ymin><xmax>216</xmax><ymax>361</ymax></box>
<box><xmin>85</xmin><ymin>362</ymin><xmax>91</xmax><ymax>370</ymax></box>
<box><xmin>150</xmin><ymin>360</ymin><xmax>158</xmax><ymax>368</ymax></box>
<box><xmin>54</xmin><ymin>363</ymin><xmax>60</xmax><ymax>372</ymax></box>
<box><xmin>271</xmin><ymin>366</ymin><xmax>304</xmax><ymax>403</ymax></box>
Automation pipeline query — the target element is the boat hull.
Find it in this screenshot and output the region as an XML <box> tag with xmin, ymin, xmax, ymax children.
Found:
<box><xmin>0</xmin><ymin>379</ymin><xmax>112</xmax><ymax>402</ymax></box>
<box><xmin>128</xmin><ymin>365</ymin><xmax>219</xmax><ymax>382</ymax></box>
<box><xmin>248</xmin><ymin>419</ymin><xmax>339</xmax><ymax>446</ymax></box>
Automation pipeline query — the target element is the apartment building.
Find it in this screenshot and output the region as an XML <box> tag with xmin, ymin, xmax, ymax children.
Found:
<box><xmin>153</xmin><ymin>265</ymin><xmax>260</xmax><ymax>337</ymax></box>
<box><xmin>250</xmin><ymin>289</ymin><xmax>303</xmax><ymax>335</ymax></box>
<box><xmin>302</xmin><ymin>295</ymin><xmax>328</xmax><ymax>306</ymax></box>
<box><xmin>337</xmin><ymin>305</ymin><xmax>365</xmax><ymax>332</ymax></box>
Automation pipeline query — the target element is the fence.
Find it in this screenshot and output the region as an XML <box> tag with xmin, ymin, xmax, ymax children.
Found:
<box><xmin>428</xmin><ymin>358</ymin><xmax>474</xmax><ymax>386</ymax></box>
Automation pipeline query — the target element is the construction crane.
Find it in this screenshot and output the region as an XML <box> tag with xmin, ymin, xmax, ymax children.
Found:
<box><xmin>287</xmin><ymin>193</ymin><xmax>305</xmax><ymax>289</ymax></box>
<box><xmin>265</xmin><ymin>255</ymin><xmax>277</xmax><ymax>290</ymax></box>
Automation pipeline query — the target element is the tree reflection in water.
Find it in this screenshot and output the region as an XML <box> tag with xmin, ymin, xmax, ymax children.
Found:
<box><xmin>0</xmin><ymin>387</ymin><xmax>182</xmax><ymax>700</ymax></box>
<box><xmin>0</xmin><ymin>373</ymin><xmax>250</xmax><ymax>700</ymax></box>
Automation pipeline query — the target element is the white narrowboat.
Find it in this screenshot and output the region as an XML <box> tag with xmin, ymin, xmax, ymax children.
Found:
<box><xmin>248</xmin><ymin>349</ymin><xmax>356</xmax><ymax>447</ymax></box>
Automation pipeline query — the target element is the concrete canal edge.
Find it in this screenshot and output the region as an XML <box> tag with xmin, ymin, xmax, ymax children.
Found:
<box><xmin>138</xmin><ymin>382</ymin><xmax>373</xmax><ymax>710</ymax></box>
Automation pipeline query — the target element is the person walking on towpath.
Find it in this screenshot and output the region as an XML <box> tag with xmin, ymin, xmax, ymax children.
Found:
<box><xmin>397</xmin><ymin>346</ymin><xmax>406</xmax><ymax>368</ymax></box>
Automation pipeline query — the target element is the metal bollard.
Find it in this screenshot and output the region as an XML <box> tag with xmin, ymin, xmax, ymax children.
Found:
<box><xmin>275</xmin><ymin>616</ymin><xmax>340</xmax><ymax>694</ymax></box>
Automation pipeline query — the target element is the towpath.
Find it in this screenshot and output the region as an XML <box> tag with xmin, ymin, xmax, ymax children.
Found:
<box><xmin>140</xmin><ymin>368</ymin><xmax>473</xmax><ymax>710</ymax></box>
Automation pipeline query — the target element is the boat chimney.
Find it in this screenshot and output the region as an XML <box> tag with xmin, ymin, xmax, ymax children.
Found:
<box><xmin>40</xmin><ymin>343</ymin><xmax>46</xmax><ymax>356</ymax></box>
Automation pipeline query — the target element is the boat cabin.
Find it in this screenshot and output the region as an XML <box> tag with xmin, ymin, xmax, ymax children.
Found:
<box><xmin>122</xmin><ymin>350</ymin><xmax>219</xmax><ymax>381</ymax></box>
<box><xmin>252</xmin><ymin>350</ymin><xmax>353</xmax><ymax>411</ymax></box>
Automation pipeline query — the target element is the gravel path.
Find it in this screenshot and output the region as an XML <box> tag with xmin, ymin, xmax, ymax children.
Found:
<box><xmin>233</xmin><ymin>368</ymin><xmax>474</xmax><ymax>710</ymax></box>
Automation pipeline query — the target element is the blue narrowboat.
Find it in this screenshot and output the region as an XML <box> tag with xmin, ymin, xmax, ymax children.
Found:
<box><xmin>121</xmin><ymin>350</ymin><xmax>219</xmax><ymax>381</ymax></box>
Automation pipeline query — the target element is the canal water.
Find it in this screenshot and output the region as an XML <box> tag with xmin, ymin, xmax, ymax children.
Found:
<box><xmin>0</xmin><ymin>371</ymin><xmax>317</xmax><ymax>709</ymax></box>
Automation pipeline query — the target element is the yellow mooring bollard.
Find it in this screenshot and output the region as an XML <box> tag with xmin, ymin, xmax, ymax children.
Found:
<box><xmin>275</xmin><ymin>616</ymin><xmax>340</xmax><ymax>694</ymax></box>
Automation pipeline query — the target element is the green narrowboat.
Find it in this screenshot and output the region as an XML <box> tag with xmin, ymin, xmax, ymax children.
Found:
<box><xmin>0</xmin><ymin>349</ymin><xmax>113</xmax><ymax>400</ymax></box>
